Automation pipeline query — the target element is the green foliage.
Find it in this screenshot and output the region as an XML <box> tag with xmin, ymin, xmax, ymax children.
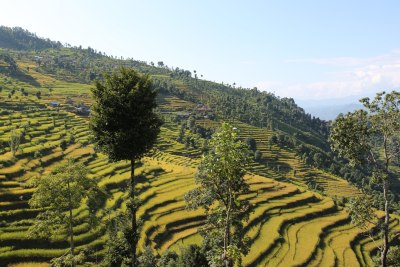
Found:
<box><xmin>187</xmin><ymin>116</ymin><xmax>196</xmax><ymax>131</ymax></box>
<box><xmin>158</xmin><ymin>250</ymin><xmax>178</xmax><ymax>267</ymax></box>
<box><xmin>185</xmin><ymin>123</ymin><xmax>251</xmax><ymax>266</ymax></box>
<box><xmin>330</xmin><ymin>110</ymin><xmax>370</xmax><ymax>166</ymax></box>
<box><xmin>8</xmin><ymin>129</ymin><xmax>21</xmax><ymax>157</ymax></box>
<box><xmin>29</xmin><ymin>160</ymin><xmax>90</xmax><ymax>214</ymax></box>
<box><xmin>348</xmin><ymin>196</ymin><xmax>378</xmax><ymax>230</ymax></box>
<box><xmin>60</xmin><ymin>139</ymin><xmax>68</xmax><ymax>151</ymax></box>
<box><xmin>331</xmin><ymin>91</ymin><xmax>400</xmax><ymax>169</ymax></box>
<box><xmin>90</xmin><ymin>66</ymin><xmax>162</xmax><ymax>265</ymax></box>
<box><xmin>269</xmin><ymin>135</ymin><xmax>277</xmax><ymax>145</ymax></box>
<box><xmin>138</xmin><ymin>246</ymin><xmax>158</xmax><ymax>267</ymax></box>
<box><xmin>387</xmin><ymin>246</ymin><xmax>400</xmax><ymax>267</ymax></box>
<box><xmin>0</xmin><ymin>26</ymin><xmax>63</xmax><ymax>50</ymax></box>
<box><xmin>178</xmin><ymin>124</ymin><xmax>185</xmax><ymax>143</ymax></box>
<box><xmin>178</xmin><ymin>244</ymin><xmax>208</xmax><ymax>267</ymax></box>
<box><xmin>330</xmin><ymin>91</ymin><xmax>400</xmax><ymax>266</ymax></box>
<box><xmin>0</xmin><ymin>53</ymin><xmax>18</xmax><ymax>72</ymax></box>
<box><xmin>103</xmin><ymin>230</ymin><xmax>131</xmax><ymax>266</ymax></box>
<box><xmin>245</xmin><ymin>137</ymin><xmax>256</xmax><ymax>151</ymax></box>
<box><xmin>28</xmin><ymin>160</ymin><xmax>103</xmax><ymax>265</ymax></box>
<box><xmin>90</xmin><ymin>66</ymin><xmax>162</xmax><ymax>161</ymax></box>
<box><xmin>51</xmin><ymin>250</ymin><xmax>87</xmax><ymax>267</ymax></box>
<box><xmin>254</xmin><ymin>150</ymin><xmax>262</xmax><ymax>161</ymax></box>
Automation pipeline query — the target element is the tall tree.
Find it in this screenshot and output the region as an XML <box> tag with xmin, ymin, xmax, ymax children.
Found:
<box><xmin>185</xmin><ymin>123</ymin><xmax>251</xmax><ymax>267</ymax></box>
<box><xmin>330</xmin><ymin>91</ymin><xmax>400</xmax><ymax>267</ymax></box>
<box><xmin>29</xmin><ymin>160</ymin><xmax>102</xmax><ymax>266</ymax></box>
<box><xmin>90</xmin><ymin>66</ymin><xmax>162</xmax><ymax>266</ymax></box>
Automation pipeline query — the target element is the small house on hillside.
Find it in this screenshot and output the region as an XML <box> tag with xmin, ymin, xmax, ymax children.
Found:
<box><xmin>176</xmin><ymin>111</ymin><xmax>190</xmax><ymax>118</ymax></box>
<box><xmin>74</xmin><ymin>105</ymin><xmax>91</xmax><ymax>116</ymax></box>
<box><xmin>196</xmin><ymin>104</ymin><xmax>212</xmax><ymax>114</ymax></box>
<box><xmin>49</xmin><ymin>102</ymin><xmax>60</xmax><ymax>108</ymax></box>
<box><xmin>33</xmin><ymin>56</ymin><xmax>44</xmax><ymax>61</ymax></box>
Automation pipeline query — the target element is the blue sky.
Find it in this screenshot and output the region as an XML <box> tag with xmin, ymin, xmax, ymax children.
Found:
<box><xmin>1</xmin><ymin>0</ymin><xmax>400</xmax><ymax>101</ymax></box>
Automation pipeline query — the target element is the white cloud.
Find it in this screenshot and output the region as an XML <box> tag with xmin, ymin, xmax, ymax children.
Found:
<box><xmin>258</xmin><ymin>50</ymin><xmax>400</xmax><ymax>100</ymax></box>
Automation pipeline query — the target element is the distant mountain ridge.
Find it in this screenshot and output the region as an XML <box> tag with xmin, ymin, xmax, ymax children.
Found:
<box><xmin>0</xmin><ymin>26</ymin><xmax>63</xmax><ymax>50</ymax></box>
<box><xmin>302</xmin><ymin>102</ymin><xmax>363</xmax><ymax>121</ymax></box>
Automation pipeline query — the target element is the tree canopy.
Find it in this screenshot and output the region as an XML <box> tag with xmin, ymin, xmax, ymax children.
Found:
<box><xmin>186</xmin><ymin>123</ymin><xmax>251</xmax><ymax>267</ymax></box>
<box><xmin>29</xmin><ymin>159</ymin><xmax>103</xmax><ymax>266</ymax></box>
<box><xmin>90</xmin><ymin>66</ymin><xmax>162</xmax><ymax>162</ymax></box>
<box><xmin>330</xmin><ymin>91</ymin><xmax>400</xmax><ymax>267</ymax></box>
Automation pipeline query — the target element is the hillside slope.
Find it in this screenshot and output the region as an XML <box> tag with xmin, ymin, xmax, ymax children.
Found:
<box><xmin>0</xmin><ymin>26</ymin><xmax>395</xmax><ymax>266</ymax></box>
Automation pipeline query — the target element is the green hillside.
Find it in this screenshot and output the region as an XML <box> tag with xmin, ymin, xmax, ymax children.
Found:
<box><xmin>0</xmin><ymin>26</ymin><xmax>398</xmax><ymax>266</ymax></box>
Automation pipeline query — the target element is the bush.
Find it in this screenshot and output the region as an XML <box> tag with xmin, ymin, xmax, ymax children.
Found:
<box><xmin>387</xmin><ymin>245</ymin><xmax>400</xmax><ymax>266</ymax></box>
<box><xmin>254</xmin><ymin>150</ymin><xmax>262</xmax><ymax>161</ymax></box>
<box><xmin>138</xmin><ymin>246</ymin><xmax>158</xmax><ymax>267</ymax></box>
<box><xmin>33</xmin><ymin>150</ymin><xmax>42</xmax><ymax>159</ymax></box>
<box><xmin>159</xmin><ymin>250</ymin><xmax>178</xmax><ymax>267</ymax></box>
<box><xmin>245</xmin><ymin>137</ymin><xmax>257</xmax><ymax>151</ymax></box>
<box><xmin>59</xmin><ymin>139</ymin><xmax>67</xmax><ymax>151</ymax></box>
<box><xmin>51</xmin><ymin>251</ymin><xmax>86</xmax><ymax>267</ymax></box>
<box><xmin>179</xmin><ymin>245</ymin><xmax>208</xmax><ymax>267</ymax></box>
<box><xmin>103</xmin><ymin>230</ymin><xmax>130</xmax><ymax>267</ymax></box>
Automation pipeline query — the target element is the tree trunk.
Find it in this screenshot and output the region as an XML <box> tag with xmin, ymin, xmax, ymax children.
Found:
<box><xmin>381</xmin><ymin>135</ymin><xmax>390</xmax><ymax>267</ymax></box>
<box><xmin>381</xmin><ymin>179</ymin><xmax>389</xmax><ymax>267</ymax></box>
<box><xmin>67</xmin><ymin>180</ymin><xmax>75</xmax><ymax>267</ymax></box>
<box><xmin>223</xmin><ymin>209</ymin><xmax>228</xmax><ymax>267</ymax></box>
<box><xmin>130</xmin><ymin>159</ymin><xmax>137</xmax><ymax>267</ymax></box>
<box><xmin>224</xmin><ymin>191</ymin><xmax>233</xmax><ymax>267</ymax></box>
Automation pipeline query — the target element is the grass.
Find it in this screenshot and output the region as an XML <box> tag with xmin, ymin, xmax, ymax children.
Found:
<box><xmin>8</xmin><ymin>263</ymin><xmax>51</xmax><ymax>267</ymax></box>
<box><xmin>271</xmin><ymin>209</ymin><xmax>349</xmax><ymax>266</ymax></box>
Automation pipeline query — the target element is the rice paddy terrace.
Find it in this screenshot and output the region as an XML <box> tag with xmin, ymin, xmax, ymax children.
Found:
<box><xmin>0</xmin><ymin>59</ymin><xmax>399</xmax><ymax>267</ymax></box>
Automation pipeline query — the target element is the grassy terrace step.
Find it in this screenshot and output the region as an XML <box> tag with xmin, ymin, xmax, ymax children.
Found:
<box><xmin>160</xmin><ymin>226</ymin><xmax>200</xmax><ymax>252</ymax></box>
<box><xmin>0</xmin><ymin>188</ymin><xmax>34</xmax><ymax>202</ymax></box>
<box><xmin>153</xmin><ymin>214</ymin><xmax>206</xmax><ymax>249</ymax></box>
<box><xmin>138</xmin><ymin>170</ymin><xmax>195</xmax><ymax>249</ymax></box>
<box><xmin>0</xmin><ymin>181</ymin><xmax>23</xmax><ymax>188</ymax></box>
<box><xmin>0</xmin><ymin>232</ymin><xmax>69</xmax><ymax>249</ymax></box>
<box><xmin>0</xmin><ymin>233</ymin><xmax>106</xmax><ymax>264</ymax></box>
<box><xmin>244</xmin><ymin>197</ymin><xmax>336</xmax><ymax>266</ymax></box>
<box><xmin>245</xmin><ymin>191</ymin><xmax>319</xmax><ymax>237</ymax></box>
<box><xmin>0</xmin><ymin>200</ymin><xmax>29</xmax><ymax>211</ymax></box>
<box><xmin>316</xmin><ymin>222</ymin><xmax>361</xmax><ymax>267</ymax></box>
<box><xmin>271</xmin><ymin>209</ymin><xmax>350</xmax><ymax>267</ymax></box>
<box><xmin>8</xmin><ymin>262</ymin><xmax>50</xmax><ymax>267</ymax></box>
<box><xmin>0</xmin><ymin>248</ymin><xmax>68</xmax><ymax>264</ymax></box>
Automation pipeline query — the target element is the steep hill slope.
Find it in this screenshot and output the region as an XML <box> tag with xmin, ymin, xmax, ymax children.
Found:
<box><xmin>0</xmin><ymin>26</ymin><xmax>395</xmax><ymax>266</ymax></box>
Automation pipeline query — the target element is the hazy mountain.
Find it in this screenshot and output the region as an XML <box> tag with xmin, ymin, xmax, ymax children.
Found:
<box><xmin>296</xmin><ymin>97</ymin><xmax>363</xmax><ymax>121</ymax></box>
<box><xmin>302</xmin><ymin>102</ymin><xmax>362</xmax><ymax>121</ymax></box>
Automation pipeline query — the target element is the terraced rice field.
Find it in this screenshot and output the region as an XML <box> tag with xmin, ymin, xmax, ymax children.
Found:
<box><xmin>0</xmin><ymin>77</ymin><xmax>398</xmax><ymax>266</ymax></box>
<box><xmin>234</xmin><ymin>121</ymin><xmax>362</xmax><ymax>198</ymax></box>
